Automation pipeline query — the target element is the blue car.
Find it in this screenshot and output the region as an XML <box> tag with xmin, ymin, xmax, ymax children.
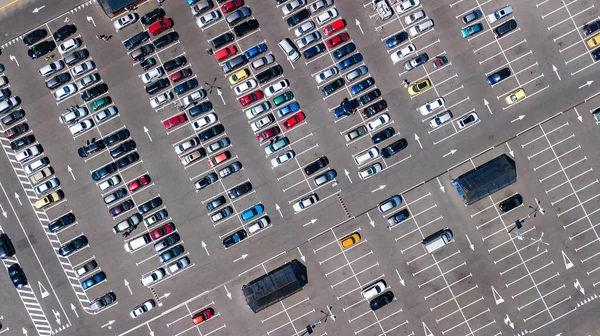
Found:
<box><xmin>386</xmin><ymin>32</ymin><xmax>408</xmax><ymax>48</ymax></box>
<box><xmin>338</xmin><ymin>53</ymin><xmax>363</xmax><ymax>70</ymax></box>
<box><xmin>304</xmin><ymin>43</ymin><xmax>326</xmax><ymax>59</ymax></box>
<box><xmin>486</xmin><ymin>67</ymin><xmax>511</xmax><ymax>85</ymax></box>
<box><xmin>186</xmin><ymin>0</ymin><xmax>200</xmax><ymax>4</ymax></box>
<box><xmin>244</xmin><ymin>43</ymin><xmax>267</xmax><ymax>60</ymax></box>
<box><xmin>333</xmin><ymin>42</ymin><xmax>356</xmax><ymax>60</ymax></box>
<box><xmin>241</xmin><ymin>204</ymin><xmax>264</xmax><ymax>221</ymax></box>
<box><xmin>351</xmin><ymin>77</ymin><xmax>375</xmax><ymax>95</ymax></box>
<box><xmin>277</xmin><ymin>101</ymin><xmax>300</xmax><ymax>118</ymax></box>
<box><xmin>461</xmin><ymin>23</ymin><xmax>484</xmax><ymax>38</ymax></box>
<box><xmin>333</xmin><ymin>99</ymin><xmax>359</xmax><ymax>118</ymax></box>
<box><xmin>174</xmin><ymin>79</ymin><xmax>198</xmax><ymax>95</ymax></box>
<box><xmin>81</xmin><ymin>271</ymin><xmax>106</xmax><ymax>290</ymax></box>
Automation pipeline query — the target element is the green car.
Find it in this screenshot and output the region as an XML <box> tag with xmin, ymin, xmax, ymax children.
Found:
<box><xmin>273</xmin><ymin>91</ymin><xmax>294</xmax><ymax>106</ymax></box>
<box><xmin>90</xmin><ymin>97</ymin><xmax>112</xmax><ymax>112</ymax></box>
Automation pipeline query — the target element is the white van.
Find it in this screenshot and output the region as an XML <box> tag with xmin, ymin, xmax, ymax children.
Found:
<box><xmin>409</xmin><ymin>19</ymin><xmax>434</xmax><ymax>37</ymax></box>
<box><xmin>422</xmin><ymin>228</ymin><xmax>453</xmax><ymax>253</ymax></box>
<box><xmin>124</xmin><ymin>234</ymin><xmax>151</xmax><ymax>252</ymax></box>
<box><xmin>25</xmin><ymin>157</ymin><xmax>50</xmax><ymax>175</ymax></box>
<box><xmin>278</xmin><ymin>38</ymin><xmax>300</xmax><ymax>62</ymax></box>
<box><xmin>354</xmin><ymin>147</ymin><xmax>379</xmax><ymax>165</ymax></box>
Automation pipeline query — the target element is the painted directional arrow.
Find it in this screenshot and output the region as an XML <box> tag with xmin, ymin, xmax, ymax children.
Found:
<box><xmin>562</xmin><ymin>250</ymin><xmax>574</xmax><ymax>269</ymax></box>
<box><xmin>574</xmin><ymin>279</ymin><xmax>585</xmax><ymax>295</ymax></box>
<box><xmin>32</xmin><ymin>5</ymin><xmax>45</xmax><ymax>13</ymax></box>
<box><xmin>101</xmin><ymin>320</ymin><xmax>115</xmax><ymax>329</ymax></box>
<box><xmin>22</xmin><ymin>327</ymin><xmax>28</xmax><ymax>335</ymax></box>
<box><xmin>71</xmin><ymin>303</ymin><xmax>79</xmax><ymax>318</ymax></box>
<box><xmin>297</xmin><ymin>247</ymin><xmax>305</xmax><ymax>262</ymax></box>
<box><xmin>86</xmin><ymin>15</ymin><xmax>96</xmax><ymax>27</ymax></box>
<box><xmin>0</xmin><ymin>203</ymin><xmax>6</xmax><ymax>218</ymax></box>
<box><xmin>465</xmin><ymin>234</ymin><xmax>474</xmax><ymax>250</ymax></box>
<box><xmin>442</xmin><ymin>149</ymin><xmax>457</xmax><ymax>158</ymax></box>
<box><xmin>371</xmin><ymin>185</ymin><xmax>386</xmax><ymax>193</ymax></box>
<box><xmin>579</xmin><ymin>80</ymin><xmax>593</xmax><ymax>89</ymax></box>
<box><xmin>275</xmin><ymin>203</ymin><xmax>283</xmax><ymax>217</ymax></box>
<box><xmin>506</xmin><ymin>143</ymin><xmax>514</xmax><ymax>157</ymax></box>
<box><xmin>9</xmin><ymin>55</ymin><xmax>19</xmax><ymax>67</ymax></box>
<box><xmin>574</xmin><ymin>107</ymin><xmax>582</xmax><ymax>122</ymax></box>
<box><xmin>217</xmin><ymin>89</ymin><xmax>226</xmax><ymax>105</ymax></box>
<box><xmin>303</xmin><ymin>219</ymin><xmax>317</xmax><ymax>227</ymax></box>
<box><xmin>355</xmin><ymin>19</ymin><xmax>364</xmax><ymax>34</ymax></box>
<box><xmin>367</xmin><ymin>212</ymin><xmax>374</xmax><ymax>227</ymax></box>
<box><xmin>14</xmin><ymin>192</ymin><xmax>21</xmax><ymax>206</ymax></box>
<box><xmin>159</xmin><ymin>292</ymin><xmax>171</xmax><ymax>300</ymax></box>
<box><xmin>224</xmin><ymin>285</ymin><xmax>232</xmax><ymax>299</ymax></box>
<box><xmin>67</xmin><ymin>165</ymin><xmax>76</xmax><ymax>180</ymax></box>
<box><xmin>124</xmin><ymin>279</ymin><xmax>132</xmax><ymax>295</ymax></box>
<box><xmin>396</xmin><ymin>269</ymin><xmax>405</xmax><ymax>286</ymax></box>
<box><xmin>511</xmin><ymin>115</ymin><xmax>525</xmax><ymax>123</ymax></box>
<box><xmin>201</xmin><ymin>241</ymin><xmax>210</xmax><ymax>256</ymax></box>
<box><xmin>484</xmin><ymin>99</ymin><xmax>492</xmax><ymax>114</ymax></box>
<box><xmin>344</xmin><ymin>169</ymin><xmax>352</xmax><ymax>184</ymax></box>
<box><xmin>491</xmin><ymin>285</ymin><xmax>504</xmax><ymax>304</ymax></box>
<box><xmin>414</xmin><ymin>133</ymin><xmax>422</xmax><ymax>149</ymax></box>
<box><xmin>143</xmin><ymin>126</ymin><xmax>153</xmax><ymax>141</ymax></box>
<box><xmin>436</xmin><ymin>177</ymin><xmax>445</xmax><ymax>193</ymax></box>
<box><xmin>233</xmin><ymin>254</ymin><xmax>248</xmax><ymax>262</ymax></box>
<box><xmin>552</xmin><ymin>64</ymin><xmax>561</xmax><ymax>81</ymax></box>
<box><xmin>504</xmin><ymin>314</ymin><xmax>514</xmax><ymax>329</ymax></box>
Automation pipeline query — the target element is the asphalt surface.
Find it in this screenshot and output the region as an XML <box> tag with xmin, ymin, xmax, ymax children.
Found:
<box><xmin>0</xmin><ymin>0</ymin><xmax>599</xmax><ymax>335</ymax></box>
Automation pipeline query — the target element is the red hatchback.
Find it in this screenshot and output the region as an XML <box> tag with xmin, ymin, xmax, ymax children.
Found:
<box><xmin>323</xmin><ymin>19</ymin><xmax>346</xmax><ymax>36</ymax></box>
<box><xmin>148</xmin><ymin>18</ymin><xmax>173</xmax><ymax>36</ymax></box>
<box><xmin>326</xmin><ymin>32</ymin><xmax>349</xmax><ymax>48</ymax></box>
<box><xmin>128</xmin><ymin>174</ymin><xmax>151</xmax><ymax>192</ymax></box>
<box><xmin>283</xmin><ymin>111</ymin><xmax>305</xmax><ymax>130</ymax></box>
<box><xmin>163</xmin><ymin>113</ymin><xmax>187</xmax><ymax>129</ymax></box>
<box><xmin>170</xmin><ymin>68</ymin><xmax>192</xmax><ymax>82</ymax></box>
<box><xmin>257</xmin><ymin>126</ymin><xmax>280</xmax><ymax>142</ymax></box>
<box><xmin>192</xmin><ymin>308</ymin><xmax>215</xmax><ymax>325</ymax></box>
<box><xmin>150</xmin><ymin>223</ymin><xmax>175</xmax><ymax>240</ymax></box>
<box><xmin>239</xmin><ymin>90</ymin><xmax>263</xmax><ymax>106</ymax></box>
<box><xmin>215</xmin><ymin>45</ymin><xmax>237</xmax><ymax>61</ymax></box>
<box><xmin>221</xmin><ymin>0</ymin><xmax>244</xmax><ymax>13</ymax></box>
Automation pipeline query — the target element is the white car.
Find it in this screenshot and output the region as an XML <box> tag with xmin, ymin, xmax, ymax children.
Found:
<box><xmin>311</xmin><ymin>0</ymin><xmax>333</xmax><ymax>12</ymax></box>
<box><xmin>191</xmin><ymin>0</ymin><xmax>213</xmax><ymax>16</ymax></box>
<box><xmin>456</xmin><ymin>112</ymin><xmax>479</xmax><ymax>129</ymax></box>
<box><xmin>114</xmin><ymin>13</ymin><xmax>139</xmax><ymax>30</ymax></box>
<box><xmin>34</xmin><ymin>178</ymin><xmax>59</xmax><ymax>196</ymax></box>
<box><xmin>58</xmin><ymin>38</ymin><xmax>80</xmax><ymax>55</ymax></box>
<box><xmin>77</xmin><ymin>73</ymin><xmax>100</xmax><ymax>89</ymax></box>
<box><xmin>53</xmin><ymin>84</ymin><xmax>77</xmax><ymax>101</ymax></box>
<box><xmin>316</xmin><ymin>8</ymin><xmax>338</xmax><ymax>25</ymax></box>
<box><xmin>71</xmin><ymin>61</ymin><xmax>95</xmax><ymax>77</ymax></box>
<box><xmin>130</xmin><ymin>299</ymin><xmax>155</xmax><ymax>318</ymax></box>
<box><xmin>315</xmin><ymin>66</ymin><xmax>339</xmax><ymax>84</ymax></box>
<box><xmin>245</xmin><ymin>102</ymin><xmax>271</xmax><ymax>119</ymax></box>
<box><xmin>396</xmin><ymin>0</ymin><xmax>420</xmax><ymax>13</ymax></box>
<box><xmin>362</xmin><ymin>280</ymin><xmax>387</xmax><ymax>300</ymax></box>
<box><xmin>183</xmin><ymin>90</ymin><xmax>206</xmax><ymax>105</ymax></box>
<box><xmin>271</xmin><ymin>150</ymin><xmax>295</xmax><ymax>168</ymax></box>
<box><xmin>252</xmin><ymin>54</ymin><xmax>275</xmax><ymax>69</ymax></box>
<box><xmin>192</xmin><ymin>113</ymin><xmax>217</xmax><ymax>131</ymax></box>
<box><xmin>98</xmin><ymin>175</ymin><xmax>121</xmax><ymax>192</ymax></box>
<box><xmin>60</xmin><ymin>106</ymin><xmax>88</xmax><ymax>124</ymax></box>
<box><xmin>429</xmin><ymin>111</ymin><xmax>453</xmax><ymax>128</ymax></box>
<box><xmin>39</xmin><ymin>60</ymin><xmax>65</xmax><ymax>77</ymax></box>
<box><xmin>408</xmin><ymin>19</ymin><xmax>434</xmax><ymax>37</ymax></box>
<box><xmin>175</xmin><ymin>137</ymin><xmax>200</xmax><ymax>155</ymax></box>
<box><xmin>16</xmin><ymin>144</ymin><xmax>43</xmax><ymax>163</ymax></box>
<box><xmin>390</xmin><ymin>44</ymin><xmax>415</xmax><ymax>63</ymax></box>
<box><xmin>282</xmin><ymin>0</ymin><xmax>306</xmax><ymax>16</ymax></box>
<box><xmin>251</xmin><ymin>114</ymin><xmax>275</xmax><ymax>132</ymax></box>
<box><xmin>367</xmin><ymin>113</ymin><xmax>390</xmax><ymax>130</ymax></box>
<box><xmin>354</xmin><ymin>147</ymin><xmax>379</xmax><ymax>165</ymax></box>
<box><xmin>206</xmin><ymin>137</ymin><xmax>230</xmax><ymax>154</ymax></box>
<box><xmin>0</xmin><ymin>76</ymin><xmax>7</xmax><ymax>87</ymax></box>
<box><xmin>417</xmin><ymin>97</ymin><xmax>444</xmax><ymax>115</ymax></box>
<box><xmin>166</xmin><ymin>256</ymin><xmax>190</xmax><ymax>275</ymax></box>
<box><xmin>141</xmin><ymin>67</ymin><xmax>164</xmax><ymax>84</ymax></box>
<box><xmin>141</xmin><ymin>268</ymin><xmax>165</xmax><ymax>287</ymax></box>
<box><xmin>296</xmin><ymin>31</ymin><xmax>321</xmax><ymax>49</ymax></box>
<box><xmin>486</xmin><ymin>5</ymin><xmax>513</xmax><ymax>24</ymax></box>
<box><xmin>94</xmin><ymin>106</ymin><xmax>118</xmax><ymax>124</ymax></box>
<box><xmin>293</xmin><ymin>194</ymin><xmax>319</xmax><ymax>212</ymax></box>
<box><xmin>69</xmin><ymin>119</ymin><xmax>94</xmax><ymax>136</ymax></box>
<box><xmin>294</xmin><ymin>20</ymin><xmax>316</xmax><ymax>37</ymax></box>
<box><xmin>374</xmin><ymin>0</ymin><xmax>393</xmax><ymax>21</ymax></box>
<box><xmin>404</xmin><ymin>10</ymin><xmax>425</xmax><ymax>25</ymax></box>
<box><xmin>359</xmin><ymin>162</ymin><xmax>382</xmax><ymax>180</ymax></box>
<box><xmin>234</xmin><ymin>79</ymin><xmax>257</xmax><ymax>96</ymax></box>
<box><xmin>265</xmin><ymin>79</ymin><xmax>289</xmax><ymax>98</ymax></box>
<box><xmin>248</xmin><ymin>216</ymin><xmax>270</xmax><ymax>234</ymax></box>
<box><xmin>150</xmin><ymin>92</ymin><xmax>173</xmax><ymax>108</ymax></box>
<box><xmin>196</xmin><ymin>10</ymin><xmax>221</xmax><ymax>28</ymax></box>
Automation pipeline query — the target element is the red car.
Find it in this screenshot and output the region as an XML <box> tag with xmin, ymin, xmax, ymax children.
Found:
<box><xmin>326</xmin><ymin>32</ymin><xmax>349</xmax><ymax>48</ymax></box>
<box><xmin>150</xmin><ymin>223</ymin><xmax>175</xmax><ymax>240</ymax></box>
<box><xmin>257</xmin><ymin>126</ymin><xmax>280</xmax><ymax>142</ymax></box>
<box><xmin>239</xmin><ymin>90</ymin><xmax>263</xmax><ymax>106</ymax></box>
<box><xmin>170</xmin><ymin>68</ymin><xmax>192</xmax><ymax>82</ymax></box>
<box><xmin>148</xmin><ymin>18</ymin><xmax>173</xmax><ymax>36</ymax></box>
<box><xmin>221</xmin><ymin>0</ymin><xmax>244</xmax><ymax>13</ymax></box>
<box><xmin>208</xmin><ymin>151</ymin><xmax>231</xmax><ymax>167</ymax></box>
<box><xmin>163</xmin><ymin>113</ymin><xmax>187</xmax><ymax>129</ymax></box>
<box><xmin>192</xmin><ymin>308</ymin><xmax>215</xmax><ymax>325</ymax></box>
<box><xmin>323</xmin><ymin>19</ymin><xmax>346</xmax><ymax>36</ymax></box>
<box><xmin>128</xmin><ymin>174</ymin><xmax>151</xmax><ymax>192</ymax></box>
<box><xmin>283</xmin><ymin>111</ymin><xmax>305</xmax><ymax>130</ymax></box>
<box><xmin>215</xmin><ymin>45</ymin><xmax>237</xmax><ymax>61</ymax></box>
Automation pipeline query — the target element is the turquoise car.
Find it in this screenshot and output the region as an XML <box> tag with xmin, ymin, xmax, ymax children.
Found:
<box><xmin>461</xmin><ymin>23</ymin><xmax>484</xmax><ymax>38</ymax></box>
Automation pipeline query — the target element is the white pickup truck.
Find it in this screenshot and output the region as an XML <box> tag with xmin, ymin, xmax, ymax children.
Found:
<box><xmin>374</xmin><ymin>0</ymin><xmax>393</xmax><ymax>21</ymax></box>
<box><xmin>486</xmin><ymin>5</ymin><xmax>513</xmax><ymax>24</ymax></box>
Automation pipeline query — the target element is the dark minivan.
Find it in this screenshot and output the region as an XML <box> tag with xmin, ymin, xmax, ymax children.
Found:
<box><xmin>495</xmin><ymin>19</ymin><xmax>517</xmax><ymax>37</ymax></box>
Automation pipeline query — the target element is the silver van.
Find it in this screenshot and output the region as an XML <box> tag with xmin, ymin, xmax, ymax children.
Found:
<box><xmin>125</xmin><ymin>234</ymin><xmax>151</xmax><ymax>252</ymax></box>
<box><xmin>422</xmin><ymin>228</ymin><xmax>453</xmax><ymax>254</ymax></box>
<box><xmin>278</xmin><ymin>38</ymin><xmax>300</xmax><ymax>62</ymax></box>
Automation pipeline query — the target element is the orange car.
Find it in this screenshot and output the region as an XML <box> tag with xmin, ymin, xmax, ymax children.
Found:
<box><xmin>208</xmin><ymin>151</ymin><xmax>231</xmax><ymax>167</ymax></box>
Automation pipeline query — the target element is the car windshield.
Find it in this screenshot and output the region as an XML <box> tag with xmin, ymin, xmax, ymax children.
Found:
<box><xmin>464</xmin><ymin>115</ymin><xmax>475</xmax><ymax>123</ymax></box>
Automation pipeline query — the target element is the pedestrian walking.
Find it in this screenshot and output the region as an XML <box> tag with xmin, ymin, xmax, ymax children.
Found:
<box><xmin>402</xmin><ymin>78</ymin><xmax>409</xmax><ymax>88</ymax></box>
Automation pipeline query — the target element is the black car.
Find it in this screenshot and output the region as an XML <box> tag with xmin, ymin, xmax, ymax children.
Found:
<box><xmin>499</xmin><ymin>194</ymin><xmax>523</xmax><ymax>213</ymax></box>
<box><xmin>159</xmin><ymin>245</ymin><xmax>184</xmax><ymax>263</ymax></box>
<box><xmin>141</xmin><ymin>8</ymin><xmax>166</xmax><ymax>25</ymax></box>
<box><xmin>8</xmin><ymin>263</ymin><xmax>27</xmax><ymax>289</ymax></box>
<box><xmin>322</xmin><ymin>78</ymin><xmax>345</xmax><ymax>96</ymax></box>
<box><xmin>584</xmin><ymin>20</ymin><xmax>600</xmax><ymax>35</ymax></box>
<box><xmin>304</xmin><ymin>156</ymin><xmax>329</xmax><ymax>176</ymax></box>
<box><xmin>146</xmin><ymin>78</ymin><xmax>170</xmax><ymax>95</ymax></box>
<box><xmin>1</xmin><ymin>109</ymin><xmax>25</xmax><ymax>126</ymax></box>
<box><xmin>199</xmin><ymin>124</ymin><xmax>225</xmax><ymax>141</ymax></box>
<box><xmin>140</xmin><ymin>57</ymin><xmax>157</xmax><ymax>71</ymax></box>
<box><xmin>91</xmin><ymin>163</ymin><xmax>117</xmax><ymax>181</ymax></box>
<box><xmin>109</xmin><ymin>200</ymin><xmax>134</xmax><ymax>217</ymax></box>
<box><xmin>90</xmin><ymin>292</ymin><xmax>116</xmax><ymax>313</ymax></box>
<box><xmin>45</xmin><ymin>72</ymin><xmax>71</xmax><ymax>90</ymax></box>
<box><xmin>174</xmin><ymin>79</ymin><xmax>198</xmax><ymax>95</ymax></box>
<box><xmin>593</xmin><ymin>48</ymin><xmax>600</xmax><ymax>61</ymax></box>
<box><xmin>195</xmin><ymin>173</ymin><xmax>218</xmax><ymax>190</ymax></box>
<box><xmin>131</xmin><ymin>44</ymin><xmax>155</xmax><ymax>62</ymax></box>
<box><xmin>0</xmin><ymin>88</ymin><xmax>11</xmax><ymax>100</ymax></box>
<box><xmin>211</xmin><ymin>32</ymin><xmax>234</xmax><ymax>49</ymax></box>
<box><xmin>6</xmin><ymin>122</ymin><xmax>28</xmax><ymax>139</ymax></box>
<box><xmin>256</xmin><ymin>65</ymin><xmax>283</xmax><ymax>84</ymax></box>
<box><xmin>81</xmin><ymin>83</ymin><xmax>108</xmax><ymax>102</ymax></box>
<box><xmin>381</xmin><ymin>138</ymin><xmax>407</xmax><ymax>158</ymax></box>
<box><xmin>206</xmin><ymin>195</ymin><xmax>226</xmax><ymax>211</ymax></box>
<box><xmin>48</xmin><ymin>213</ymin><xmax>76</xmax><ymax>233</ymax></box>
<box><xmin>370</xmin><ymin>291</ymin><xmax>394</xmax><ymax>311</ymax></box>
<box><xmin>304</xmin><ymin>43</ymin><xmax>326</xmax><ymax>59</ymax></box>
<box><xmin>287</xmin><ymin>9</ymin><xmax>310</xmax><ymax>27</ymax></box>
<box><xmin>223</xmin><ymin>229</ymin><xmax>247</xmax><ymax>248</ymax></box>
<box><xmin>124</xmin><ymin>31</ymin><xmax>150</xmax><ymax>51</ymax></box>
<box><xmin>333</xmin><ymin>42</ymin><xmax>356</xmax><ymax>60</ymax></box>
<box><xmin>372</xmin><ymin>127</ymin><xmax>394</xmax><ymax>144</ymax></box>
<box><xmin>53</xmin><ymin>24</ymin><xmax>77</xmax><ymax>42</ymax></box>
<box><xmin>103</xmin><ymin>129</ymin><xmax>130</xmax><ymax>147</ymax></box>
<box><xmin>362</xmin><ymin>100</ymin><xmax>387</xmax><ymax>118</ymax></box>
<box><xmin>10</xmin><ymin>134</ymin><xmax>35</xmax><ymax>151</ymax></box>
<box><xmin>153</xmin><ymin>31</ymin><xmax>179</xmax><ymax>49</ymax></box>
<box><xmin>228</xmin><ymin>182</ymin><xmax>252</xmax><ymax>199</ymax></box>
<box><xmin>359</xmin><ymin>89</ymin><xmax>381</xmax><ymax>106</ymax></box>
<box><xmin>0</xmin><ymin>233</ymin><xmax>15</xmax><ymax>259</ymax></box>
<box><xmin>58</xmin><ymin>236</ymin><xmax>88</xmax><ymax>257</ymax></box>
<box><xmin>115</xmin><ymin>152</ymin><xmax>139</xmax><ymax>169</ymax></box>
<box><xmin>27</xmin><ymin>40</ymin><xmax>54</xmax><ymax>59</ymax></box>
<box><xmin>138</xmin><ymin>197</ymin><xmax>163</xmax><ymax>214</ymax></box>
<box><xmin>64</xmin><ymin>49</ymin><xmax>89</xmax><ymax>65</ymax></box>
<box><xmin>23</xmin><ymin>28</ymin><xmax>47</xmax><ymax>46</ymax></box>
<box><xmin>164</xmin><ymin>56</ymin><xmax>187</xmax><ymax>71</ymax></box>
<box><xmin>495</xmin><ymin>19</ymin><xmax>517</xmax><ymax>37</ymax></box>
<box><xmin>189</xmin><ymin>101</ymin><xmax>213</xmax><ymax>117</ymax></box>
<box><xmin>110</xmin><ymin>140</ymin><xmax>136</xmax><ymax>158</ymax></box>
<box><xmin>234</xmin><ymin>19</ymin><xmax>259</xmax><ymax>37</ymax></box>
<box><xmin>78</xmin><ymin>138</ymin><xmax>106</xmax><ymax>158</ymax></box>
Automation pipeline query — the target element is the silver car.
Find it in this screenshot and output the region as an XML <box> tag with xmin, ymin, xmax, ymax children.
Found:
<box><xmin>345</xmin><ymin>65</ymin><xmax>368</xmax><ymax>82</ymax></box>
<box><xmin>34</xmin><ymin>178</ymin><xmax>60</xmax><ymax>196</ymax></box>
<box><xmin>378</xmin><ymin>195</ymin><xmax>402</xmax><ymax>213</ymax></box>
<box><xmin>316</xmin><ymin>66</ymin><xmax>339</xmax><ymax>84</ymax></box>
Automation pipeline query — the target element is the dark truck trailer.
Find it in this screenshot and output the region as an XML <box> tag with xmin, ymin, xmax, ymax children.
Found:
<box><xmin>452</xmin><ymin>154</ymin><xmax>516</xmax><ymax>205</ymax></box>
<box><xmin>243</xmin><ymin>259</ymin><xmax>307</xmax><ymax>313</ymax></box>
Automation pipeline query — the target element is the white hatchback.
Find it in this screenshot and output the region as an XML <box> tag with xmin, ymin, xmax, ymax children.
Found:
<box><xmin>293</xmin><ymin>194</ymin><xmax>319</xmax><ymax>212</ymax></box>
<box><xmin>141</xmin><ymin>67</ymin><xmax>164</xmax><ymax>84</ymax></box>
<box><xmin>150</xmin><ymin>92</ymin><xmax>173</xmax><ymax>108</ymax></box>
<box><xmin>367</xmin><ymin>113</ymin><xmax>390</xmax><ymax>130</ymax></box>
<box><xmin>417</xmin><ymin>97</ymin><xmax>445</xmax><ymax>115</ymax></box>
<box><xmin>251</xmin><ymin>114</ymin><xmax>274</xmax><ymax>132</ymax></box>
<box><xmin>316</xmin><ymin>8</ymin><xmax>338</xmax><ymax>25</ymax></box>
<box><xmin>271</xmin><ymin>150</ymin><xmax>295</xmax><ymax>168</ymax></box>
<box><xmin>404</xmin><ymin>10</ymin><xmax>425</xmax><ymax>25</ymax></box>
<box><xmin>282</xmin><ymin>0</ymin><xmax>306</xmax><ymax>16</ymax></box>
<box><xmin>296</xmin><ymin>31</ymin><xmax>321</xmax><ymax>50</ymax></box>
<box><xmin>311</xmin><ymin>0</ymin><xmax>333</xmax><ymax>12</ymax></box>
<box><xmin>234</xmin><ymin>79</ymin><xmax>257</xmax><ymax>96</ymax></box>
<box><xmin>59</xmin><ymin>38</ymin><xmax>80</xmax><ymax>55</ymax></box>
<box><xmin>396</xmin><ymin>0</ymin><xmax>420</xmax><ymax>13</ymax></box>
<box><xmin>53</xmin><ymin>84</ymin><xmax>77</xmax><ymax>101</ymax></box>
<box><xmin>141</xmin><ymin>268</ymin><xmax>164</xmax><ymax>287</ymax></box>
<box><xmin>175</xmin><ymin>137</ymin><xmax>200</xmax><ymax>155</ymax></box>
<box><xmin>196</xmin><ymin>10</ymin><xmax>221</xmax><ymax>28</ymax></box>
<box><xmin>390</xmin><ymin>44</ymin><xmax>415</xmax><ymax>63</ymax></box>
<box><xmin>265</xmin><ymin>79</ymin><xmax>289</xmax><ymax>98</ymax></box>
<box><xmin>362</xmin><ymin>280</ymin><xmax>387</xmax><ymax>300</ymax></box>
<box><xmin>114</xmin><ymin>13</ymin><xmax>139</xmax><ymax>30</ymax></box>
<box><xmin>192</xmin><ymin>113</ymin><xmax>217</xmax><ymax>131</ymax></box>
<box><xmin>294</xmin><ymin>20</ymin><xmax>316</xmax><ymax>37</ymax></box>
<box><xmin>429</xmin><ymin>111</ymin><xmax>453</xmax><ymax>128</ymax></box>
<box><xmin>315</xmin><ymin>66</ymin><xmax>338</xmax><ymax>84</ymax></box>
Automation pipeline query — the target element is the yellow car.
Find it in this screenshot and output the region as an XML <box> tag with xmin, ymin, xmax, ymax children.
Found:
<box><xmin>229</xmin><ymin>68</ymin><xmax>250</xmax><ymax>85</ymax></box>
<box><xmin>587</xmin><ymin>32</ymin><xmax>600</xmax><ymax>48</ymax></box>
<box><xmin>408</xmin><ymin>78</ymin><xmax>431</xmax><ymax>96</ymax></box>
<box><xmin>34</xmin><ymin>190</ymin><xmax>64</xmax><ymax>210</ymax></box>
<box><xmin>505</xmin><ymin>88</ymin><xmax>526</xmax><ymax>105</ymax></box>
<box><xmin>340</xmin><ymin>232</ymin><xmax>361</xmax><ymax>248</ymax></box>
